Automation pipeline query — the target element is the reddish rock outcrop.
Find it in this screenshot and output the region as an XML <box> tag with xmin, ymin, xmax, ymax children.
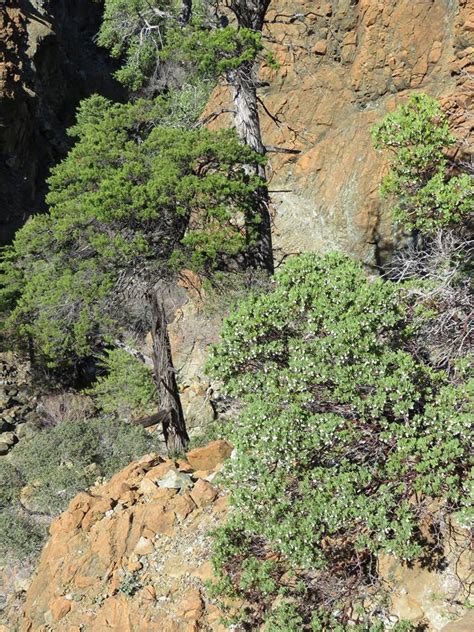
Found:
<box><xmin>208</xmin><ymin>0</ymin><xmax>473</xmax><ymax>264</ymax></box>
<box><xmin>6</xmin><ymin>439</ymin><xmax>471</xmax><ymax>631</ymax></box>
<box><xmin>186</xmin><ymin>440</ymin><xmax>233</xmax><ymax>471</ymax></box>
<box><xmin>3</xmin><ymin>1</ymin><xmax>471</xmax><ymax>258</ymax></box>
<box><xmin>15</xmin><ymin>444</ymin><xmax>233</xmax><ymax>632</ymax></box>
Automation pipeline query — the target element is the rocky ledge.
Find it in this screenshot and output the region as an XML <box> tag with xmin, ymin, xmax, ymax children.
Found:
<box><xmin>14</xmin><ymin>440</ymin><xmax>233</xmax><ymax>632</ymax></box>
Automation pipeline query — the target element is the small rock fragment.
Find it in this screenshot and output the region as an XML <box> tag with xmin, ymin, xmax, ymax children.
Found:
<box><xmin>134</xmin><ymin>536</ymin><xmax>155</xmax><ymax>556</ymax></box>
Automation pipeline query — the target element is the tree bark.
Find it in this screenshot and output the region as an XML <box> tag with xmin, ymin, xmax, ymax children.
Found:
<box><xmin>149</xmin><ymin>290</ymin><xmax>189</xmax><ymax>454</ymax></box>
<box><xmin>179</xmin><ymin>0</ymin><xmax>193</xmax><ymax>26</ymax></box>
<box><xmin>227</xmin><ymin>0</ymin><xmax>274</xmax><ymax>273</ymax></box>
<box><xmin>228</xmin><ymin>61</ymin><xmax>274</xmax><ymax>273</ymax></box>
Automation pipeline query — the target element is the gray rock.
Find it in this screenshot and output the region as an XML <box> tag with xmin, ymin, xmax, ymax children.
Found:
<box><xmin>1</xmin><ymin>431</ymin><xmax>17</xmax><ymax>446</ymax></box>
<box><xmin>0</xmin><ymin>442</ymin><xmax>10</xmax><ymax>455</ymax></box>
<box><xmin>15</xmin><ymin>422</ymin><xmax>39</xmax><ymax>440</ymax></box>
<box><xmin>157</xmin><ymin>469</ymin><xmax>193</xmax><ymax>490</ymax></box>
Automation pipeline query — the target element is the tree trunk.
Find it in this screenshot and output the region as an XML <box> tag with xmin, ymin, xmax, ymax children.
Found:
<box><xmin>149</xmin><ymin>291</ymin><xmax>189</xmax><ymax>454</ymax></box>
<box><xmin>229</xmin><ymin>60</ymin><xmax>273</xmax><ymax>273</ymax></box>
<box><xmin>228</xmin><ymin>0</ymin><xmax>274</xmax><ymax>273</ymax></box>
<box><xmin>179</xmin><ymin>0</ymin><xmax>193</xmax><ymax>26</ymax></box>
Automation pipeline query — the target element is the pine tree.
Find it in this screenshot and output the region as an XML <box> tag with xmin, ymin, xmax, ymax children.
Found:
<box><xmin>98</xmin><ymin>0</ymin><xmax>275</xmax><ymax>271</ymax></box>
<box><xmin>1</xmin><ymin>95</ymin><xmax>266</xmax><ymax>452</ymax></box>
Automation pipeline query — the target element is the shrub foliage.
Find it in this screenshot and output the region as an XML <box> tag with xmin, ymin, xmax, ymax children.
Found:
<box><xmin>207</xmin><ymin>252</ymin><xmax>472</xmax><ymax>629</ymax></box>
<box><xmin>0</xmin><ymin>416</ymin><xmax>159</xmax><ymax>560</ymax></box>
<box><xmin>9</xmin><ymin>417</ymin><xmax>157</xmax><ymax>514</ymax></box>
<box><xmin>86</xmin><ymin>349</ymin><xmax>158</xmax><ymax>420</ymax></box>
<box><xmin>372</xmin><ymin>93</ymin><xmax>473</xmax><ymax>232</ymax></box>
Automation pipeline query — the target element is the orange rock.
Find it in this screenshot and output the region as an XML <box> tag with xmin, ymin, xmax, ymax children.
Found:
<box><xmin>190</xmin><ymin>479</ymin><xmax>218</xmax><ymax>508</ymax></box>
<box><xmin>146</xmin><ymin>507</ymin><xmax>176</xmax><ymax>536</ymax></box>
<box><xmin>186</xmin><ymin>440</ymin><xmax>233</xmax><ymax>471</ymax></box>
<box><xmin>206</xmin><ymin>604</ymin><xmax>228</xmax><ymax>631</ymax></box>
<box><xmin>140</xmin><ymin>585</ymin><xmax>156</xmax><ymax>602</ymax></box>
<box><xmin>113</xmin><ymin>508</ymin><xmax>134</xmax><ymax>560</ymax></box>
<box><xmin>173</xmin><ymin>492</ymin><xmax>196</xmax><ymax>520</ymax></box>
<box><xmin>191</xmin><ymin>469</ymin><xmax>212</xmax><ymax>479</ymax></box>
<box><xmin>163</xmin><ymin>554</ymin><xmax>186</xmax><ymax>579</ymax></box>
<box><xmin>134</xmin><ymin>536</ymin><xmax>155</xmax><ymax>556</ymax></box>
<box><xmin>68</xmin><ymin>491</ymin><xmax>95</xmax><ymax>513</ymax></box>
<box><xmin>142</xmin><ymin>527</ymin><xmax>155</xmax><ymax>539</ymax></box>
<box><xmin>429</xmin><ymin>41</ymin><xmax>443</xmax><ymax>64</ymax></box>
<box><xmin>176</xmin><ymin>459</ymin><xmax>194</xmax><ymax>473</ymax></box>
<box><xmin>180</xmin><ymin>587</ymin><xmax>202</xmax><ymax>620</ymax></box>
<box><xmin>82</xmin><ymin>497</ymin><xmax>114</xmax><ymax>531</ymax></box>
<box><xmin>161</xmin><ymin>621</ymin><xmax>180</xmax><ymax>632</ymax></box>
<box><xmin>312</xmin><ymin>40</ymin><xmax>328</xmax><ymax>55</ymax></box>
<box><xmin>212</xmin><ymin>495</ymin><xmax>229</xmax><ymax>515</ymax></box>
<box><xmin>117</xmin><ymin>490</ymin><xmax>137</xmax><ymax>507</ymax></box>
<box><xmin>137</xmin><ymin>452</ymin><xmax>163</xmax><ymax>467</ymax></box>
<box><xmin>74</xmin><ymin>575</ymin><xmax>96</xmax><ymax>589</ymax></box>
<box><xmin>93</xmin><ymin>594</ymin><xmax>135</xmax><ymax>631</ymax></box>
<box><xmin>144</xmin><ymin>461</ymin><xmax>176</xmax><ymax>481</ymax></box>
<box><xmin>191</xmin><ymin>560</ymin><xmax>215</xmax><ymax>583</ymax></box>
<box><xmin>147</xmin><ymin>486</ymin><xmax>178</xmax><ymax>508</ymax></box>
<box><xmin>441</xmin><ymin>610</ymin><xmax>474</xmax><ymax>631</ymax></box>
<box><xmin>109</xmin><ymin>569</ymin><xmax>123</xmax><ymax>595</ymax></box>
<box><xmin>49</xmin><ymin>596</ymin><xmax>71</xmax><ymax>622</ymax></box>
<box><xmin>138</xmin><ymin>477</ymin><xmax>160</xmax><ymax>496</ymax></box>
<box><xmin>126</xmin><ymin>554</ymin><xmax>143</xmax><ymax>573</ymax></box>
<box><xmin>50</xmin><ymin>507</ymin><xmax>86</xmax><ymax>535</ymax></box>
<box><xmin>107</xmin><ymin>481</ymin><xmax>132</xmax><ymax>502</ymax></box>
<box><xmin>178</xmin><ymin>623</ymin><xmax>199</xmax><ymax>632</ymax></box>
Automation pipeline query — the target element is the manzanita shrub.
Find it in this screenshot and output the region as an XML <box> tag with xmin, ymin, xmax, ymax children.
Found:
<box><xmin>207</xmin><ymin>252</ymin><xmax>472</xmax><ymax>629</ymax></box>
<box><xmin>372</xmin><ymin>93</ymin><xmax>473</xmax><ymax>232</ymax></box>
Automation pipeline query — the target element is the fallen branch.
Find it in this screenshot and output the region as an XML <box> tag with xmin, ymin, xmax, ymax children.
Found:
<box><xmin>266</xmin><ymin>145</ymin><xmax>301</xmax><ymax>154</ymax></box>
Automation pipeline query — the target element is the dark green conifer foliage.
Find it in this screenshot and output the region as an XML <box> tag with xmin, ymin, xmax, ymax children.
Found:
<box><xmin>0</xmin><ymin>95</ymin><xmax>265</xmax><ymax>370</ymax></box>
<box><xmin>98</xmin><ymin>0</ymin><xmax>275</xmax><ymax>272</ymax></box>
<box><xmin>97</xmin><ymin>0</ymin><xmax>264</xmax><ymax>92</ymax></box>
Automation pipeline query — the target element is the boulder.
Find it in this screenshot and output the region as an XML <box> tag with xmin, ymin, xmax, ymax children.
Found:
<box><xmin>190</xmin><ymin>480</ymin><xmax>218</xmax><ymax>508</ymax></box>
<box><xmin>157</xmin><ymin>469</ymin><xmax>193</xmax><ymax>490</ymax></box>
<box><xmin>48</xmin><ymin>596</ymin><xmax>72</xmax><ymax>622</ymax></box>
<box><xmin>133</xmin><ymin>536</ymin><xmax>155</xmax><ymax>556</ymax></box>
<box><xmin>186</xmin><ymin>440</ymin><xmax>233</xmax><ymax>471</ymax></box>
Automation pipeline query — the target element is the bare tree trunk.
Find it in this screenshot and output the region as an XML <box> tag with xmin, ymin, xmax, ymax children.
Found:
<box><xmin>149</xmin><ymin>291</ymin><xmax>189</xmax><ymax>454</ymax></box>
<box><xmin>228</xmin><ymin>0</ymin><xmax>274</xmax><ymax>273</ymax></box>
<box><xmin>229</xmin><ymin>60</ymin><xmax>273</xmax><ymax>273</ymax></box>
<box><xmin>179</xmin><ymin>0</ymin><xmax>193</xmax><ymax>26</ymax></box>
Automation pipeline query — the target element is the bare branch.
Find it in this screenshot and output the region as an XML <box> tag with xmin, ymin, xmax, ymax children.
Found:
<box><xmin>265</xmin><ymin>145</ymin><xmax>301</xmax><ymax>154</ymax></box>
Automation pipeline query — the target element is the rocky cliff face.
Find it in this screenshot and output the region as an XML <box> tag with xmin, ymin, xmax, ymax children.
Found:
<box><xmin>0</xmin><ymin>0</ymin><xmax>122</xmax><ymax>245</ymax></box>
<box><xmin>210</xmin><ymin>0</ymin><xmax>473</xmax><ymax>264</ymax></box>
<box><xmin>1</xmin><ymin>1</ymin><xmax>472</xmax><ymax>257</ymax></box>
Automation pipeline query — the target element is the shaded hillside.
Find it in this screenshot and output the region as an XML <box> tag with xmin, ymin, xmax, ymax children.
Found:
<box><xmin>0</xmin><ymin>0</ymin><xmax>123</xmax><ymax>245</ymax></box>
